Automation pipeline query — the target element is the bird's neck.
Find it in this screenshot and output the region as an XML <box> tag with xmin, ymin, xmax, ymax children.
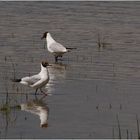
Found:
<box><xmin>46</xmin><ymin>33</ymin><xmax>56</xmax><ymax>46</ymax></box>
<box><xmin>40</xmin><ymin>65</ymin><xmax>49</xmax><ymax>77</ymax></box>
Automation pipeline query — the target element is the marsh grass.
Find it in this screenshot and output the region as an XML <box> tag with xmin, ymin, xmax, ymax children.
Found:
<box><xmin>126</xmin><ymin>129</ymin><xmax>129</xmax><ymax>139</ymax></box>
<box><xmin>116</xmin><ymin>114</ymin><xmax>121</xmax><ymax>139</ymax></box>
<box><xmin>8</xmin><ymin>56</ymin><xmax>16</xmax><ymax>80</ymax></box>
<box><xmin>112</xmin><ymin>114</ymin><xmax>140</xmax><ymax>139</ymax></box>
<box><xmin>112</xmin><ymin>127</ymin><xmax>115</xmax><ymax>139</ymax></box>
<box><xmin>136</xmin><ymin>115</ymin><xmax>140</xmax><ymax>139</ymax></box>
<box><xmin>0</xmin><ymin>59</ymin><xmax>21</xmax><ymax>113</ymax></box>
<box><xmin>96</xmin><ymin>32</ymin><xmax>111</xmax><ymax>51</ymax></box>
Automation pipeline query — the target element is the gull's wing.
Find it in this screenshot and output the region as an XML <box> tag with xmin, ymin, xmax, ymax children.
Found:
<box><xmin>21</xmin><ymin>74</ymin><xmax>41</xmax><ymax>85</ymax></box>
<box><xmin>48</xmin><ymin>42</ymin><xmax>67</xmax><ymax>53</ymax></box>
<box><xmin>30</xmin><ymin>78</ymin><xmax>47</xmax><ymax>88</ymax></box>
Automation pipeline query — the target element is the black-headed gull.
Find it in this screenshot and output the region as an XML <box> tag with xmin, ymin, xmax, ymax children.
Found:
<box><xmin>21</xmin><ymin>98</ymin><xmax>49</xmax><ymax>127</ymax></box>
<box><xmin>12</xmin><ymin>61</ymin><xmax>50</xmax><ymax>95</ymax></box>
<box><xmin>41</xmin><ymin>32</ymin><xmax>76</xmax><ymax>62</ymax></box>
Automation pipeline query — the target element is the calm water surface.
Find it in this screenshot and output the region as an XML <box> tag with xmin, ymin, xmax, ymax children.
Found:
<box><xmin>0</xmin><ymin>1</ymin><xmax>140</xmax><ymax>138</ymax></box>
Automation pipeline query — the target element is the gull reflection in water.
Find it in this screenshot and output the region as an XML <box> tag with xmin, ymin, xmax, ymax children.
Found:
<box><xmin>46</xmin><ymin>63</ymin><xmax>67</xmax><ymax>93</ymax></box>
<box><xmin>20</xmin><ymin>96</ymin><xmax>49</xmax><ymax>128</ymax></box>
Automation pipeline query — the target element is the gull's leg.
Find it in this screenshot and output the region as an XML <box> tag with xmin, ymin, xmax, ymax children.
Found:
<box><xmin>39</xmin><ymin>94</ymin><xmax>47</xmax><ymax>101</ymax></box>
<box><xmin>58</xmin><ymin>55</ymin><xmax>63</xmax><ymax>61</ymax></box>
<box><xmin>40</xmin><ymin>88</ymin><xmax>48</xmax><ymax>96</ymax></box>
<box><xmin>55</xmin><ymin>56</ymin><xmax>58</xmax><ymax>63</ymax></box>
<box><xmin>35</xmin><ymin>88</ymin><xmax>38</xmax><ymax>95</ymax></box>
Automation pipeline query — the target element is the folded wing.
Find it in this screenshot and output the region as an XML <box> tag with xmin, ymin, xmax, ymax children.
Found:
<box><xmin>48</xmin><ymin>42</ymin><xmax>67</xmax><ymax>53</ymax></box>
<box><xmin>21</xmin><ymin>74</ymin><xmax>41</xmax><ymax>86</ymax></box>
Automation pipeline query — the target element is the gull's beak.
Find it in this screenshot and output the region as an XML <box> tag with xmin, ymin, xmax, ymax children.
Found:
<box><xmin>41</xmin><ymin>35</ymin><xmax>45</xmax><ymax>40</ymax></box>
<box><xmin>41</xmin><ymin>32</ymin><xmax>48</xmax><ymax>40</ymax></box>
<box><xmin>41</xmin><ymin>33</ymin><xmax>47</xmax><ymax>40</ymax></box>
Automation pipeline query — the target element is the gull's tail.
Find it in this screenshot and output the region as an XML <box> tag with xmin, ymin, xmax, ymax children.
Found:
<box><xmin>66</xmin><ymin>47</ymin><xmax>77</xmax><ymax>50</ymax></box>
<box><xmin>11</xmin><ymin>78</ymin><xmax>21</xmax><ymax>82</ymax></box>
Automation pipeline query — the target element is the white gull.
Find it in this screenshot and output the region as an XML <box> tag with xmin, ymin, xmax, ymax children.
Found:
<box><xmin>41</xmin><ymin>32</ymin><xmax>76</xmax><ymax>62</ymax></box>
<box><xmin>12</xmin><ymin>61</ymin><xmax>50</xmax><ymax>95</ymax></box>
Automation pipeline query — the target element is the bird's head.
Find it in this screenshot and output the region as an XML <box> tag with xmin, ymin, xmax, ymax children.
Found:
<box><xmin>41</xmin><ymin>32</ymin><xmax>48</xmax><ymax>40</ymax></box>
<box><xmin>41</xmin><ymin>61</ymin><xmax>52</xmax><ymax>68</ymax></box>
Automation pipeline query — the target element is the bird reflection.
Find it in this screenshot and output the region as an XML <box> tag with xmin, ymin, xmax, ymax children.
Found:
<box><xmin>46</xmin><ymin>62</ymin><xmax>67</xmax><ymax>93</ymax></box>
<box><xmin>20</xmin><ymin>96</ymin><xmax>49</xmax><ymax>128</ymax></box>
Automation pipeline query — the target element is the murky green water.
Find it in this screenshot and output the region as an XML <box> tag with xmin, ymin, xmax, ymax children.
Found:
<box><xmin>0</xmin><ymin>1</ymin><xmax>140</xmax><ymax>138</ymax></box>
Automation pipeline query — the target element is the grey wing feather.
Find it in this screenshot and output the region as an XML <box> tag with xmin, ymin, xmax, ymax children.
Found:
<box><xmin>22</xmin><ymin>75</ymin><xmax>41</xmax><ymax>85</ymax></box>
<box><xmin>49</xmin><ymin>42</ymin><xmax>67</xmax><ymax>53</ymax></box>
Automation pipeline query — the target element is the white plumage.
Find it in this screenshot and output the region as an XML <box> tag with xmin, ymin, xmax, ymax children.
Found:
<box><xmin>12</xmin><ymin>61</ymin><xmax>50</xmax><ymax>95</ymax></box>
<box><xmin>41</xmin><ymin>32</ymin><xmax>68</xmax><ymax>62</ymax></box>
<box><xmin>21</xmin><ymin>99</ymin><xmax>49</xmax><ymax>127</ymax></box>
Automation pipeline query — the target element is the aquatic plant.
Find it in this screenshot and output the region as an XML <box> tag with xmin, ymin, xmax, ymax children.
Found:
<box><xmin>136</xmin><ymin>115</ymin><xmax>140</xmax><ymax>139</ymax></box>
<box><xmin>116</xmin><ymin>114</ymin><xmax>121</xmax><ymax>139</ymax></box>
<box><xmin>8</xmin><ymin>56</ymin><xmax>16</xmax><ymax>80</ymax></box>
<box><xmin>96</xmin><ymin>32</ymin><xmax>111</xmax><ymax>50</ymax></box>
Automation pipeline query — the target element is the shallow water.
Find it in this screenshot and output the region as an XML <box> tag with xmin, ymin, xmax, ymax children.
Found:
<box><xmin>0</xmin><ymin>1</ymin><xmax>140</xmax><ymax>138</ymax></box>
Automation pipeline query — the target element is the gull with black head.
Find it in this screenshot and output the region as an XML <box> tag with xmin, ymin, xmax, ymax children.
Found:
<box><xmin>41</xmin><ymin>32</ymin><xmax>76</xmax><ymax>63</ymax></box>
<box><xmin>11</xmin><ymin>61</ymin><xmax>51</xmax><ymax>95</ymax></box>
